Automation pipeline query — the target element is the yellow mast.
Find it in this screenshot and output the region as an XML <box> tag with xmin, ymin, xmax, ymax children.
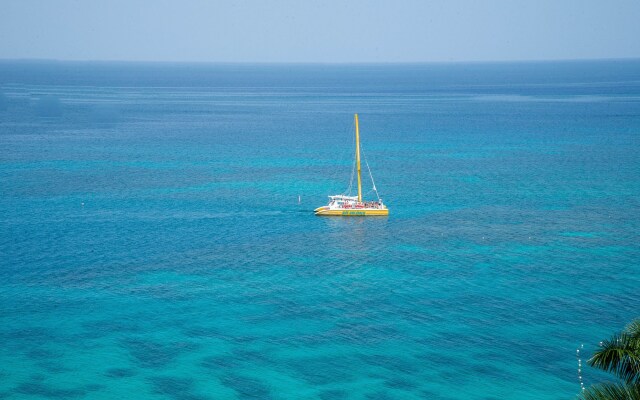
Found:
<box><xmin>355</xmin><ymin>113</ymin><xmax>362</xmax><ymax>202</ymax></box>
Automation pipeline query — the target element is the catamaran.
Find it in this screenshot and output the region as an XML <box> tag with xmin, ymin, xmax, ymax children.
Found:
<box><xmin>314</xmin><ymin>114</ymin><xmax>389</xmax><ymax>216</ymax></box>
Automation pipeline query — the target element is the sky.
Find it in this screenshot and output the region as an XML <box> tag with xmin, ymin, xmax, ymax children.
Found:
<box><xmin>1</xmin><ymin>0</ymin><xmax>639</xmax><ymax>63</ymax></box>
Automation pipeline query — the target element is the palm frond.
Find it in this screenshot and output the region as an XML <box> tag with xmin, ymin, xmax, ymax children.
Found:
<box><xmin>578</xmin><ymin>382</ymin><xmax>640</xmax><ymax>400</ymax></box>
<box><xmin>588</xmin><ymin>332</ymin><xmax>640</xmax><ymax>384</ymax></box>
<box><xmin>625</xmin><ymin>319</ymin><xmax>640</xmax><ymax>338</ymax></box>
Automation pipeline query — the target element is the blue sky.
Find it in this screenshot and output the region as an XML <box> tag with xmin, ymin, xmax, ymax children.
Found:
<box><xmin>1</xmin><ymin>0</ymin><xmax>639</xmax><ymax>63</ymax></box>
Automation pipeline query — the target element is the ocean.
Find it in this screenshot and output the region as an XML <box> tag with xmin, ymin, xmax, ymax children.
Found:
<box><xmin>1</xmin><ymin>60</ymin><xmax>639</xmax><ymax>399</ymax></box>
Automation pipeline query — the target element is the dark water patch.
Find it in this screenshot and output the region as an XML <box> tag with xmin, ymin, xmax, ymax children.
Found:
<box><xmin>361</xmin><ymin>354</ymin><xmax>418</xmax><ymax>374</ymax></box>
<box><xmin>2</xmin><ymin>294</ymin><xmax>94</xmax><ymax>321</ymax></box>
<box><xmin>182</xmin><ymin>326</ymin><xmax>222</xmax><ymax>339</ymax></box>
<box><xmin>122</xmin><ymin>338</ymin><xmax>198</xmax><ymax>369</ymax></box>
<box><xmin>266</xmin><ymin>297</ymin><xmax>333</xmax><ymax>320</ymax></box>
<box><xmin>26</xmin><ymin>348</ymin><xmax>62</xmax><ymax>360</ymax></box>
<box><xmin>105</xmin><ymin>368</ymin><xmax>136</xmax><ymax>378</ymax></box>
<box><xmin>419</xmin><ymin>389</ymin><xmax>456</xmax><ymax>400</ymax></box>
<box><xmin>520</xmin><ymin>343</ymin><xmax>566</xmax><ymax>367</ymax></box>
<box><xmin>220</xmin><ymin>374</ymin><xmax>271</xmax><ymax>399</ymax></box>
<box><xmin>14</xmin><ymin>381</ymin><xmax>86</xmax><ymax>398</ymax></box>
<box><xmin>83</xmin><ymin>319</ymin><xmax>145</xmax><ymax>337</ymax></box>
<box><xmin>319</xmin><ymin>389</ymin><xmax>349</xmax><ymax>400</ymax></box>
<box><xmin>36</xmin><ymin>360</ymin><xmax>72</xmax><ymax>374</ymax></box>
<box><xmin>365</xmin><ymin>391</ymin><xmax>397</xmax><ymax>400</ymax></box>
<box><xmin>83</xmin><ymin>383</ymin><xmax>105</xmax><ymax>392</ymax></box>
<box><xmin>431</xmin><ymin>330</ymin><xmax>509</xmax><ymax>352</ymax></box>
<box><xmin>288</xmin><ymin>357</ymin><xmax>353</xmax><ymax>385</ymax></box>
<box><xmin>201</xmin><ymin>348</ymin><xmax>271</xmax><ymax>370</ymax></box>
<box><xmin>438</xmin><ymin>369</ymin><xmax>470</xmax><ymax>385</ymax></box>
<box><xmin>474</xmin><ymin>349</ymin><xmax>514</xmax><ymax>363</ymax></box>
<box><xmin>469</xmin><ymin>363</ymin><xmax>511</xmax><ymax>380</ymax></box>
<box><xmin>233</xmin><ymin>348</ymin><xmax>270</xmax><ymax>364</ymax></box>
<box><xmin>1</xmin><ymin>327</ymin><xmax>62</xmax><ymax>347</ymax></box>
<box><xmin>149</xmin><ymin>376</ymin><xmax>207</xmax><ymax>400</ymax></box>
<box><xmin>384</xmin><ymin>376</ymin><xmax>419</xmax><ymax>390</ymax></box>
<box><xmin>328</xmin><ymin>322</ymin><xmax>399</xmax><ymax>345</ymax></box>
<box><xmin>200</xmin><ymin>354</ymin><xmax>237</xmax><ymax>370</ymax></box>
<box><xmin>392</xmin><ymin>308</ymin><xmax>446</xmax><ymax>325</ymax></box>
<box><xmin>182</xmin><ymin>319</ymin><xmax>257</xmax><ymax>345</ymax></box>
<box><xmin>29</xmin><ymin>373</ymin><xmax>46</xmax><ymax>381</ymax></box>
<box><xmin>187</xmin><ymin>327</ymin><xmax>261</xmax><ymax>345</ymax></box>
<box><xmin>266</xmin><ymin>331</ymin><xmax>334</xmax><ymax>347</ymax></box>
<box><xmin>518</xmin><ymin>343</ymin><xmax>577</xmax><ymax>382</ymax></box>
<box><xmin>415</xmin><ymin>352</ymin><xmax>461</xmax><ymax>367</ymax></box>
<box><xmin>225</xmin><ymin>334</ymin><xmax>261</xmax><ymax>345</ymax></box>
<box><xmin>136</xmin><ymin>284</ymin><xmax>194</xmax><ymax>301</ymax></box>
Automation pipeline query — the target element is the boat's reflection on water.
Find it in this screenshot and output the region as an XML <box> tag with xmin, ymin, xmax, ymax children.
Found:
<box><xmin>319</xmin><ymin>215</ymin><xmax>390</xmax><ymax>251</ymax></box>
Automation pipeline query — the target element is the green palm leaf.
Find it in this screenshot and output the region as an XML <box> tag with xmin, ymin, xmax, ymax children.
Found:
<box><xmin>578</xmin><ymin>382</ymin><xmax>640</xmax><ymax>400</ymax></box>
<box><xmin>588</xmin><ymin>330</ymin><xmax>640</xmax><ymax>384</ymax></box>
<box><xmin>625</xmin><ymin>320</ymin><xmax>640</xmax><ymax>338</ymax></box>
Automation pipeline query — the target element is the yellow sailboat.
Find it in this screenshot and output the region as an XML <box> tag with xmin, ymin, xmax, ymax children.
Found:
<box><xmin>314</xmin><ymin>114</ymin><xmax>389</xmax><ymax>216</ymax></box>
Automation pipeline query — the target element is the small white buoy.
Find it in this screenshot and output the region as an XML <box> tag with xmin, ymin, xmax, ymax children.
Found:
<box><xmin>298</xmin><ymin>195</ymin><xmax>301</xmax><ymax>204</ymax></box>
<box><xmin>81</xmin><ymin>202</ymin><xmax>85</xmax><ymax>207</ymax></box>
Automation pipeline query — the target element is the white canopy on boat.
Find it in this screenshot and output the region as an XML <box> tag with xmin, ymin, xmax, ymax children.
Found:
<box><xmin>329</xmin><ymin>195</ymin><xmax>358</xmax><ymax>201</ymax></box>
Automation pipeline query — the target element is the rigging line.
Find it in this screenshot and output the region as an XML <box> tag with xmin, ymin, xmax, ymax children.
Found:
<box><xmin>345</xmin><ymin>157</ymin><xmax>355</xmax><ymax>196</ymax></box>
<box><xmin>360</xmin><ymin>144</ymin><xmax>381</xmax><ymax>201</ymax></box>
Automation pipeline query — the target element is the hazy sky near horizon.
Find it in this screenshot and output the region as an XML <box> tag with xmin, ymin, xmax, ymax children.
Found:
<box><xmin>1</xmin><ymin>0</ymin><xmax>639</xmax><ymax>63</ymax></box>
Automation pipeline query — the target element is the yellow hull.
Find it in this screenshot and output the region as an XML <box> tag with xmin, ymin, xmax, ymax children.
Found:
<box><xmin>314</xmin><ymin>207</ymin><xmax>389</xmax><ymax>217</ymax></box>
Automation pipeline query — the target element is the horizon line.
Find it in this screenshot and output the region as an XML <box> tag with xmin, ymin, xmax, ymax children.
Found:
<box><xmin>1</xmin><ymin>56</ymin><xmax>639</xmax><ymax>66</ymax></box>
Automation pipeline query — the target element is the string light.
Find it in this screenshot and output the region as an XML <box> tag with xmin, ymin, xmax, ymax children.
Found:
<box><xmin>576</xmin><ymin>344</ymin><xmax>585</xmax><ymax>392</ymax></box>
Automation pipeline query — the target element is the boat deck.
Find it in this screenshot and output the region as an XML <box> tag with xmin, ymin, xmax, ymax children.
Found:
<box><xmin>314</xmin><ymin>207</ymin><xmax>389</xmax><ymax>216</ymax></box>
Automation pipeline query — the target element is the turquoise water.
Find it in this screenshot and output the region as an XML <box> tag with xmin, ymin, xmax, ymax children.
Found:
<box><xmin>1</xmin><ymin>60</ymin><xmax>639</xmax><ymax>399</ymax></box>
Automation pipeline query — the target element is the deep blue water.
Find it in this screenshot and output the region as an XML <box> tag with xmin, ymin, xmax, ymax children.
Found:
<box><xmin>1</xmin><ymin>60</ymin><xmax>639</xmax><ymax>399</ymax></box>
